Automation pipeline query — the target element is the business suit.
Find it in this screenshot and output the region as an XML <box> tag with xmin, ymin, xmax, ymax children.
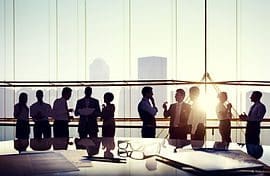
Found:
<box><xmin>164</xmin><ymin>102</ymin><xmax>191</xmax><ymax>139</ymax></box>
<box><xmin>75</xmin><ymin>97</ymin><xmax>101</xmax><ymax>138</ymax></box>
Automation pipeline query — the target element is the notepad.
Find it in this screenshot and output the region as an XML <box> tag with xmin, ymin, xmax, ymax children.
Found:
<box><xmin>157</xmin><ymin>148</ymin><xmax>264</xmax><ymax>172</ymax></box>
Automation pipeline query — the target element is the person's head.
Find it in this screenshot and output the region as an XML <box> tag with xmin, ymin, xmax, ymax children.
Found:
<box><xmin>19</xmin><ymin>92</ymin><xmax>28</xmax><ymax>104</ymax></box>
<box><xmin>85</xmin><ymin>87</ymin><xmax>92</xmax><ymax>98</ymax></box>
<box><xmin>218</xmin><ymin>92</ymin><xmax>228</xmax><ymax>103</ymax></box>
<box><xmin>104</xmin><ymin>92</ymin><xmax>114</xmax><ymax>104</ymax></box>
<box><xmin>36</xmin><ymin>90</ymin><xmax>43</xmax><ymax>102</ymax></box>
<box><xmin>62</xmin><ymin>87</ymin><xmax>72</xmax><ymax>100</ymax></box>
<box><xmin>189</xmin><ymin>86</ymin><xmax>200</xmax><ymax>101</ymax></box>
<box><xmin>175</xmin><ymin>89</ymin><xmax>185</xmax><ymax>103</ymax></box>
<box><xmin>250</xmin><ymin>91</ymin><xmax>263</xmax><ymax>103</ymax></box>
<box><xmin>141</xmin><ymin>86</ymin><xmax>153</xmax><ymax>99</ymax></box>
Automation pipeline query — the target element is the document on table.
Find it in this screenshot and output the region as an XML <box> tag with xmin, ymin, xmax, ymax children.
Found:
<box><xmin>78</xmin><ymin>108</ymin><xmax>95</xmax><ymax>116</ymax></box>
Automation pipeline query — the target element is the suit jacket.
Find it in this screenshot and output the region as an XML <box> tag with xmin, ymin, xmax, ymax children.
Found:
<box><xmin>75</xmin><ymin>97</ymin><xmax>101</xmax><ymax>133</ymax></box>
<box><xmin>164</xmin><ymin>102</ymin><xmax>191</xmax><ymax>134</ymax></box>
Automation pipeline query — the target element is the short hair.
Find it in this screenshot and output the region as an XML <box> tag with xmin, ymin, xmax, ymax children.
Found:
<box><xmin>141</xmin><ymin>86</ymin><xmax>153</xmax><ymax>97</ymax></box>
<box><xmin>85</xmin><ymin>87</ymin><xmax>92</xmax><ymax>96</ymax></box>
<box><xmin>253</xmin><ymin>91</ymin><xmax>263</xmax><ymax>99</ymax></box>
<box><xmin>104</xmin><ymin>92</ymin><xmax>114</xmax><ymax>102</ymax></box>
<box><xmin>176</xmin><ymin>89</ymin><xmax>185</xmax><ymax>96</ymax></box>
<box><xmin>62</xmin><ymin>87</ymin><xmax>72</xmax><ymax>97</ymax></box>
<box><xmin>218</xmin><ymin>92</ymin><xmax>227</xmax><ymax>98</ymax></box>
<box><xmin>19</xmin><ymin>92</ymin><xmax>28</xmax><ymax>104</ymax></box>
<box><xmin>189</xmin><ymin>86</ymin><xmax>200</xmax><ymax>95</ymax></box>
<box><xmin>36</xmin><ymin>90</ymin><xmax>43</xmax><ymax>97</ymax></box>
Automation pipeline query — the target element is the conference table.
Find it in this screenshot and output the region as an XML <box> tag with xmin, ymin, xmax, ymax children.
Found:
<box><xmin>0</xmin><ymin>137</ymin><xmax>269</xmax><ymax>176</ymax></box>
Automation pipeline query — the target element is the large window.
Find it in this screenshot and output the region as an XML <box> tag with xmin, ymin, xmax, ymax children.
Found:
<box><xmin>0</xmin><ymin>0</ymin><xmax>270</xmax><ymax>119</ymax></box>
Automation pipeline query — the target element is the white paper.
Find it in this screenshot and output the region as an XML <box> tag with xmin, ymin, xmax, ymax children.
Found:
<box><xmin>78</xmin><ymin>108</ymin><xmax>95</xmax><ymax>116</ymax></box>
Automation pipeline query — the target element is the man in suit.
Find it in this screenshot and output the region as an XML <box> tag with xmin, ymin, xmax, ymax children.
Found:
<box><xmin>138</xmin><ymin>86</ymin><xmax>158</xmax><ymax>138</ymax></box>
<box><xmin>163</xmin><ymin>89</ymin><xmax>191</xmax><ymax>139</ymax></box>
<box><xmin>75</xmin><ymin>87</ymin><xmax>101</xmax><ymax>138</ymax></box>
<box><xmin>239</xmin><ymin>91</ymin><xmax>266</xmax><ymax>144</ymax></box>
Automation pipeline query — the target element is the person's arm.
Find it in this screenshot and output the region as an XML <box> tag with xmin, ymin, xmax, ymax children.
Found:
<box><xmin>93</xmin><ymin>100</ymin><xmax>101</xmax><ymax>118</ymax></box>
<box><xmin>14</xmin><ymin>105</ymin><xmax>19</xmax><ymax>119</ymax></box>
<box><xmin>163</xmin><ymin>103</ymin><xmax>171</xmax><ymax>118</ymax></box>
<box><xmin>140</xmin><ymin>100</ymin><xmax>158</xmax><ymax>116</ymax></box>
<box><xmin>52</xmin><ymin>100</ymin><xmax>68</xmax><ymax>119</ymax></box>
<box><xmin>74</xmin><ymin>100</ymin><xmax>80</xmax><ymax>116</ymax></box>
<box><xmin>249</xmin><ymin>105</ymin><xmax>266</xmax><ymax>121</ymax></box>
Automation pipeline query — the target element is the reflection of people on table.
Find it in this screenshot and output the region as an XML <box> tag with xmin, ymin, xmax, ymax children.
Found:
<box><xmin>102</xmin><ymin>137</ymin><xmax>115</xmax><ymax>158</ymax></box>
<box><xmin>213</xmin><ymin>141</ymin><xmax>229</xmax><ymax>150</ymax></box>
<box><xmin>239</xmin><ymin>91</ymin><xmax>266</xmax><ymax>144</ymax></box>
<box><xmin>100</xmin><ymin>92</ymin><xmax>115</xmax><ymax>137</ymax></box>
<box><xmin>52</xmin><ymin>87</ymin><xmax>73</xmax><ymax>138</ymax></box>
<box><xmin>216</xmin><ymin>92</ymin><xmax>232</xmax><ymax>143</ymax></box>
<box><xmin>30</xmin><ymin>90</ymin><xmax>52</xmax><ymax>139</ymax></box>
<box><xmin>138</xmin><ymin>87</ymin><xmax>158</xmax><ymax>138</ymax></box>
<box><xmin>14</xmin><ymin>92</ymin><xmax>30</xmax><ymax>139</ymax></box>
<box><xmin>52</xmin><ymin>137</ymin><xmax>70</xmax><ymax>150</ymax></box>
<box><xmin>187</xmin><ymin>86</ymin><xmax>206</xmax><ymax>140</ymax></box>
<box><xmin>246</xmin><ymin>144</ymin><xmax>263</xmax><ymax>159</ymax></box>
<box><xmin>163</xmin><ymin>89</ymin><xmax>191</xmax><ymax>139</ymax></box>
<box><xmin>75</xmin><ymin>87</ymin><xmax>101</xmax><ymax>138</ymax></box>
<box><xmin>14</xmin><ymin>139</ymin><xmax>29</xmax><ymax>153</ymax></box>
<box><xmin>30</xmin><ymin>138</ymin><xmax>52</xmax><ymax>151</ymax></box>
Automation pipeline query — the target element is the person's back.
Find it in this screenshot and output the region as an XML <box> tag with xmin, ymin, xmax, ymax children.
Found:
<box><xmin>14</xmin><ymin>92</ymin><xmax>30</xmax><ymax>139</ymax></box>
<box><xmin>101</xmin><ymin>92</ymin><xmax>115</xmax><ymax>137</ymax></box>
<box><xmin>30</xmin><ymin>90</ymin><xmax>52</xmax><ymax>138</ymax></box>
<box><xmin>75</xmin><ymin>87</ymin><xmax>101</xmax><ymax>138</ymax></box>
<box><xmin>52</xmin><ymin>87</ymin><xmax>72</xmax><ymax>138</ymax></box>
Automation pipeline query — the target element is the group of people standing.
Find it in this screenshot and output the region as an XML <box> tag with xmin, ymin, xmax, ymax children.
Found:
<box><xmin>138</xmin><ymin>86</ymin><xmax>266</xmax><ymax>145</ymax></box>
<box><xmin>14</xmin><ymin>87</ymin><xmax>115</xmax><ymax>139</ymax></box>
<box><xmin>14</xmin><ymin>85</ymin><xmax>266</xmax><ymax>145</ymax></box>
<box><xmin>138</xmin><ymin>86</ymin><xmax>206</xmax><ymax>140</ymax></box>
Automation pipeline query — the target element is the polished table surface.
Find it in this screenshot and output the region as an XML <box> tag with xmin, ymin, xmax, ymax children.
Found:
<box><xmin>0</xmin><ymin>137</ymin><xmax>270</xmax><ymax>176</ymax></box>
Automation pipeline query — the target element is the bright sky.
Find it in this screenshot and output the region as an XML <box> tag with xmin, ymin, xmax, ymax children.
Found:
<box><xmin>0</xmin><ymin>0</ymin><xmax>270</xmax><ymax>118</ymax></box>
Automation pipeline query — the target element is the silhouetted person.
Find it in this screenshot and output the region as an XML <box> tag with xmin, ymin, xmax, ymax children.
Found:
<box><xmin>216</xmin><ymin>92</ymin><xmax>232</xmax><ymax>143</ymax></box>
<box><xmin>52</xmin><ymin>87</ymin><xmax>73</xmax><ymax>138</ymax></box>
<box><xmin>30</xmin><ymin>90</ymin><xmax>52</xmax><ymax>138</ymax></box>
<box><xmin>163</xmin><ymin>89</ymin><xmax>191</xmax><ymax>139</ymax></box>
<box><xmin>138</xmin><ymin>86</ymin><xmax>158</xmax><ymax>138</ymax></box>
<box><xmin>100</xmin><ymin>92</ymin><xmax>115</xmax><ymax>137</ymax></box>
<box><xmin>14</xmin><ymin>92</ymin><xmax>30</xmax><ymax>139</ymax></box>
<box><xmin>239</xmin><ymin>91</ymin><xmax>266</xmax><ymax>144</ymax></box>
<box><xmin>75</xmin><ymin>87</ymin><xmax>101</xmax><ymax>138</ymax></box>
<box><xmin>187</xmin><ymin>86</ymin><xmax>206</xmax><ymax>140</ymax></box>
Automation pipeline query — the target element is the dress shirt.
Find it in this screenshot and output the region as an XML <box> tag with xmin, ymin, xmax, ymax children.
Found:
<box><xmin>14</xmin><ymin>104</ymin><xmax>29</xmax><ymax>121</ymax></box>
<box><xmin>52</xmin><ymin>97</ymin><xmax>69</xmax><ymax>121</ymax></box>
<box><xmin>138</xmin><ymin>98</ymin><xmax>158</xmax><ymax>116</ymax></box>
<box><xmin>216</xmin><ymin>102</ymin><xmax>231</xmax><ymax>120</ymax></box>
<box><xmin>30</xmin><ymin>102</ymin><xmax>52</xmax><ymax>121</ymax></box>
<box><xmin>187</xmin><ymin>101</ymin><xmax>206</xmax><ymax>134</ymax></box>
<box><xmin>173</xmin><ymin>102</ymin><xmax>183</xmax><ymax>127</ymax></box>
<box><xmin>247</xmin><ymin>102</ymin><xmax>266</xmax><ymax>122</ymax></box>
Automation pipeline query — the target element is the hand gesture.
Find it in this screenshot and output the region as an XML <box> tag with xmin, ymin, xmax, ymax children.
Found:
<box><xmin>162</xmin><ymin>102</ymin><xmax>168</xmax><ymax>110</ymax></box>
<box><xmin>227</xmin><ymin>103</ymin><xmax>232</xmax><ymax>109</ymax></box>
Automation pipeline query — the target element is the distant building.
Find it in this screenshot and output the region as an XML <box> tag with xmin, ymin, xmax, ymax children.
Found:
<box><xmin>118</xmin><ymin>56</ymin><xmax>168</xmax><ymax>118</ymax></box>
<box><xmin>89</xmin><ymin>58</ymin><xmax>110</xmax><ymax>102</ymax></box>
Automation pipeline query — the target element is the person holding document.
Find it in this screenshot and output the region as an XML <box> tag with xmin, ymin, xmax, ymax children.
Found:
<box><xmin>75</xmin><ymin>87</ymin><xmax>101</xmax><ymax>138</ymax></box>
